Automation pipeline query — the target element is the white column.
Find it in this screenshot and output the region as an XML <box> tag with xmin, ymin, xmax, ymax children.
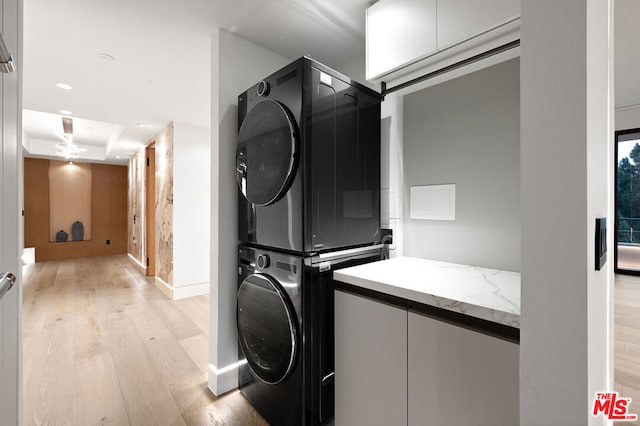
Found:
<box><xmin>172</xmin><ymin>122</ymin><xmax>211</xmax><ymax>299</ymax></box>
<box><xmin>520</xmin><ymin>1</ymin><xmax>614</xmax><ymax>425</ymax></box>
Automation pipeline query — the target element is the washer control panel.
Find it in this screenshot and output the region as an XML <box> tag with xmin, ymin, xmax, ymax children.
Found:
<box><xmin>257</xmin><ymin>80</ymin><xmax>270</xmax><ymax>97</ymax></box>
<box><xmin>256</xmin><ymin>253</ymin><xmax>270</xmax><ymax>269</ymax></box>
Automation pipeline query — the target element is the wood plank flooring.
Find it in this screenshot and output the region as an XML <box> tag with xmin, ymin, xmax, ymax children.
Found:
<box><xmin>22</xmin><ymin>256</ymin><xmax>640</xmax><ymax>425</ymax></box>
<box><xmin>616</xmin><ymin>274</ymin><xmax>640</xmax><ymax>426</ymax></box>
<box><xmin>22</xmin><ymin>255</ymin><xmax>267</xmax><ymax>426</ymax></box>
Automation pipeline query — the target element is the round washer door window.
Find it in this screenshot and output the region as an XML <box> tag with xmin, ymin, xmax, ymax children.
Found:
<box><xmin>236</xmin><ymin>100</ymin><xmax>298</xmax><ymax>206</ymax></box>
<box><xmin>236</xmin><ymin>273</ymin><xmax>297</xmax><ymax>384</ymax></box>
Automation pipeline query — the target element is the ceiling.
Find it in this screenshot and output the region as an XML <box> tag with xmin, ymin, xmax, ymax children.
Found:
<box><xmin>22</xmin><ymin>0</ymin><xmax>372</xmax><ymax>165</ymax></box>
<box><xmin>615</xmin><ymin>0</ymin><xmax>640</xmax><ymax>110</ymax></box>
<box><xmin>21</xmin><ymin>0</ymin><xmax>640</xmax><ymax>165</ymax></box>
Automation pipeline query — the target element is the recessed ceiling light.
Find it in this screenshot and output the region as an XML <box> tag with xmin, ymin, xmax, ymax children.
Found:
<box><xmin>136</xmin><ymin>123</ymin><xmax>150</xmax><ymax>128</ymax></box>
<box><xmin>59</xmin><ymin>109</ymin><xmax>72</xmax><ymax>115</ymax></box>
<box><xmin>116</xmin><ymin>155</ymin><xmax>121</xmax><ymax>159</ymax></box>
<box><xmin>56</xmin><ymin>83</ymin><xmax>72</xmax><ymax>90</ymax></box>
<box><xmin>99</xmin><ymin>53</ymin><xmax>115</xmax><ymax>61</ymax></box>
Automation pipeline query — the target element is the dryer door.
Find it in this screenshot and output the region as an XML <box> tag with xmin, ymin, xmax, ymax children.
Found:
<box><xmin>236</xmin><ymin>273</ymin><xmax>298</xmax><ymax>384</ymax></box>
<box><xmin>236</xmin><ymin>100</ymin><xmax>298</xmax><ymax>206</ymax></box>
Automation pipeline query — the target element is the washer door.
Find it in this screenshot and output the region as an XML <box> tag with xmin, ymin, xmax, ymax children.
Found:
<box><xmin>236</xmin><ymin>100</ymin><xmax>298</xmax><ymax>206</ymax></box>
<box><xmin>236</xmin><ymin>273</ymin><xmax>298</xmax><ymax>384</ymax></box>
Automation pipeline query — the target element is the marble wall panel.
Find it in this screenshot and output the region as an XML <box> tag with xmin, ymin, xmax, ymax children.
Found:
<box><xmin>127</xmin><ymin>150</ymin><xmax>145</xmax><ymax>264</ymax></box>
<box><xmin>155</xmin><ymin>123</ymin><xmax>174</xmax><ymax>286</ymax></box>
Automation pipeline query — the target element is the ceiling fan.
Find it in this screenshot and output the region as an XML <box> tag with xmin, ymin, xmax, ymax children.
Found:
<box><xmin>56</xmin><ymin>116</ymin><xmax>85</xmax><ymax>159</ymax></box>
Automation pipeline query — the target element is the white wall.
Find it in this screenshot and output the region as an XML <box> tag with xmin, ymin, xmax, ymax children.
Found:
<box><xmin>402</xmin><ymin>59</ymin><xmax>521</xmax><ymax>272</ymax></box>
<box><xmin>172</xmin><ymin>122</ymin><xmax>211</xmax><ymax>299</ymax></box>
<box><xmin>209</xmin><ymin>29</ymin><xmax>290</xmax><ymax>395</ymax></box>
<box><xmin>381</xmin><ymin>93</ymin><xmax>404</xmax><ymax>257</ymax></box>
<box><xmin>336</xmin><ymin>52</ymin><xmax>367</xmax><ymax>83</ymax></box>
<box><xmin>519</xmin><ymin>1</ymin><xmax>613</xmax><ymax>424</ymax></box>
<box><xmin>616</xmin><ymin>105</ymin><xmax>640</xmax><ymax>130</ymax></box>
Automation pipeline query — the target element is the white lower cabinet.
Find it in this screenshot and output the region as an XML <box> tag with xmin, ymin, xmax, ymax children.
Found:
<box><xmin>335</xmin><ymin>291</ymin><xmax>520</xmax><ymax>425</ymax></box>
<box><xmin>408</xmin><ymin>312</ymin><xmax>519</xmax><ymax>425</ymax></box>
<box><xmin>334</xmin><ymin>290</ymin><xmax>407</xmax><ymax>426</ymax></box>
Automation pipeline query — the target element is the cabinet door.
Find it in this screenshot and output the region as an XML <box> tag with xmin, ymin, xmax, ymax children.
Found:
<box><xmin>366</xmin><ymin>0</ymin><xmax>437</xmax><ymax>79</ymax></box>
<box><xmin>408</xmin><ymin>312</ymin><xmax>519</xmax><ymax>426</ymax></box>
<box><xmin>334</xmin><ymin>291</ymin><xmax>407</xmax><ymax>426</ymax></box>
<box><xmin>437</xmin><ymin>0</ymin><xmax>520</xmax><ymax>50</ymax></box>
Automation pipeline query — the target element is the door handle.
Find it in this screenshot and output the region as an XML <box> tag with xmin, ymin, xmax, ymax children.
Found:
<box><xmin>0</xmin><ymin>272</ymin><xmax>16</xmax><ymax>300</ymax></box>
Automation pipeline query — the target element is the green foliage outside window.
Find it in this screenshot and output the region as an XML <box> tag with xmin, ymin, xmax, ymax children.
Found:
<box><xmin>618</xmin><ymin>143</ymin><xmax>640</xmax><ymax>243</ymax></box>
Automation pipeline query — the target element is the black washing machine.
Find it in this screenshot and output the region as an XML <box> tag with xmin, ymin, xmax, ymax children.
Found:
<box><xmin>236</xmin><ymin>57</ymin><xmax>382</xmax><ymax>254</ymax></box>
<box><xmin>236</xmin><ymin>244</ymin><xmax>383</xmax><ymax>426</ymax></box>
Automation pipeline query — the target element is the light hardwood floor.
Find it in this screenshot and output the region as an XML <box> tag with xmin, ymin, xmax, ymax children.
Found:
<box><xmin>22</xmin><ymin>256</ymin><xmax>640</xmax><ymax>425</ymax></box>
<box><xmin>22</xmin><ymin>255</ymin><xmax>267</xmax><ymax>426</ymax></box>
<box><xmin>616</xmin><ymin>274</ymin><xmax>640</xmax><ymax>426</ymax></box>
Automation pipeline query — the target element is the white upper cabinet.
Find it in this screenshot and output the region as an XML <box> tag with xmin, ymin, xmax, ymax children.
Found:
<box><xmin>366</xmin><ymin>0</ymin><xmax>521</xmax><ymax>83</ymax></box>
<box><xmin>366</xmin><ymin>0</ymin><xmax>437</xmax><ymax>80</ymax></box>
<box><xmin>437</xmin><ymin>0</ymin><xmax>521</xmax><ymax>50</ymax></box>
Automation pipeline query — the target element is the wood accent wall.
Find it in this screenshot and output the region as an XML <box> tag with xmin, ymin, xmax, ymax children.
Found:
<box><xmin>24</xmin><ymin>158</ymin><xmax>128</xmax><ymax>261</ymax></box>
<box><xmin>48</xmin><ymin>160</ymin><xmax>92</xmax><ymax>241</ymax></box>
<box><xmin>91</xmin><ymin>163</ymin><xmax>128</xmax><ymax>256</ymax></box>
<box><xmin>24</xmin><ymin>158</ymin><xmax>50</xmax><ymax>251</ymax></box>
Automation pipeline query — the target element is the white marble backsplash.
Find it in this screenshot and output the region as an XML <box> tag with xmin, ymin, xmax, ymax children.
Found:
<box><xmin>333</xmin><ymin>256</ymin><xmax>521</xmax><ymax>328</ymax></box>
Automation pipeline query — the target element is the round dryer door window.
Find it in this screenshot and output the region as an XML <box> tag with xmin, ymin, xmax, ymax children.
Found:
<box><xmin>236</xmin><ymin>100</ymin><xmax>298</xmax><ymax>206</ymax></box>
<box><xmin>236</xmin><ymin>273</ymin><xmax>298</xmax><ymax>384</ymax></box>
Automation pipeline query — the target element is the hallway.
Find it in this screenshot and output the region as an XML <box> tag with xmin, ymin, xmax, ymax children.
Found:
<box><xmin>22</xmin><ymin>255</ymin><xmax>266</xmax><ymax>425</ymax></box>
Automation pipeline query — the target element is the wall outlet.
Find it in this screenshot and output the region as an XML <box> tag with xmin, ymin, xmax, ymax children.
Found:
<box><xmin>381</xmin><ymin>228</ymin><xmax>393</xmax><ymax>245</ymax></box>
<box><xmin>106</xmin><ymin>239</ymin><xmax>110</xmax><ymax>245</ymax></box>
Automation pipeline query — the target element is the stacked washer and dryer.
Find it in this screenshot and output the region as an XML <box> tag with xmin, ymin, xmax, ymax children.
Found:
<box><xmin>235</xmin><ymin>57</ymin><xmax>383</xmax><ymax>425</ymax></box>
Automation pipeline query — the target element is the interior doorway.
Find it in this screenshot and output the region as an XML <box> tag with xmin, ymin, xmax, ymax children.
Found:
<box><xmin>145</xmin><ymin>143</ymin><xmax>156</xmax><ymax>276</ymax></box>
<box><xmin>615</xmin><ymin>128</ymin><xmax>640</xmax><ymax>274</ymax></box>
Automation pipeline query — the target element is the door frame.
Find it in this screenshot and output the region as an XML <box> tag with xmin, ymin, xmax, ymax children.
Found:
<box><xmin>614</xmin><ymin>127</ymin><xmax>640</xmax><ymax>275</ymax></box>
<box><xmin>145</xmin><ymin>143</ymin><xmax>156</xmax><ymax>276</ymax></box>
<box><xmin>0</xmin><ymin>0</ymin><xmax>23</xmax><ymax>422</ymax></box>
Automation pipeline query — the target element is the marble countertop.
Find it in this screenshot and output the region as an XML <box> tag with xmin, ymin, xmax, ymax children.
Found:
<box><xmin>333</xmin><ymin>256</ymin><xmax>521</xmax><ymax>328</ymax></box>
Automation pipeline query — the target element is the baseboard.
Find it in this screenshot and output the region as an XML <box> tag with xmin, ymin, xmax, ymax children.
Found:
<box><xmin>127</xmin><ymin>254</ymin><xmax>147</xmax><ymax>274</ymax></box>
<box><xmin>172</xmin><ymin>282</ymin><xmax>210</xmax><ymax>300</ymax></box>
<box><xmin>154</xmin><ymin>276</ymin><xmax>173</xmax><ymax>299</ymax></box>
<box><xmin>154</xmin><ymin>278</ymin><xmax>210</xmax><ymax>300</ymax></box>
<box><xmin>208</xmin><ymin>360</ymin><xmax>246</xmax><ymax>396</ymax></box>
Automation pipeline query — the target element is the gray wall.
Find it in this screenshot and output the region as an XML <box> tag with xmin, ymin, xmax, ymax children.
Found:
<box><xmin>617</xmin><ymin>106</ymin><xmax>640</xmax><ymax>130</ymax></box>
<box><xmin>403</xmin><ymin>58</ymin><xmax>520</xmax><ymax>272</ymax></box>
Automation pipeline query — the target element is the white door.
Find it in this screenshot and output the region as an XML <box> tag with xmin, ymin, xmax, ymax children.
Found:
<box><xmin>0</xmin><ymin>0</ymin><xmax>22</xmax><ymax>424</ymax></box>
